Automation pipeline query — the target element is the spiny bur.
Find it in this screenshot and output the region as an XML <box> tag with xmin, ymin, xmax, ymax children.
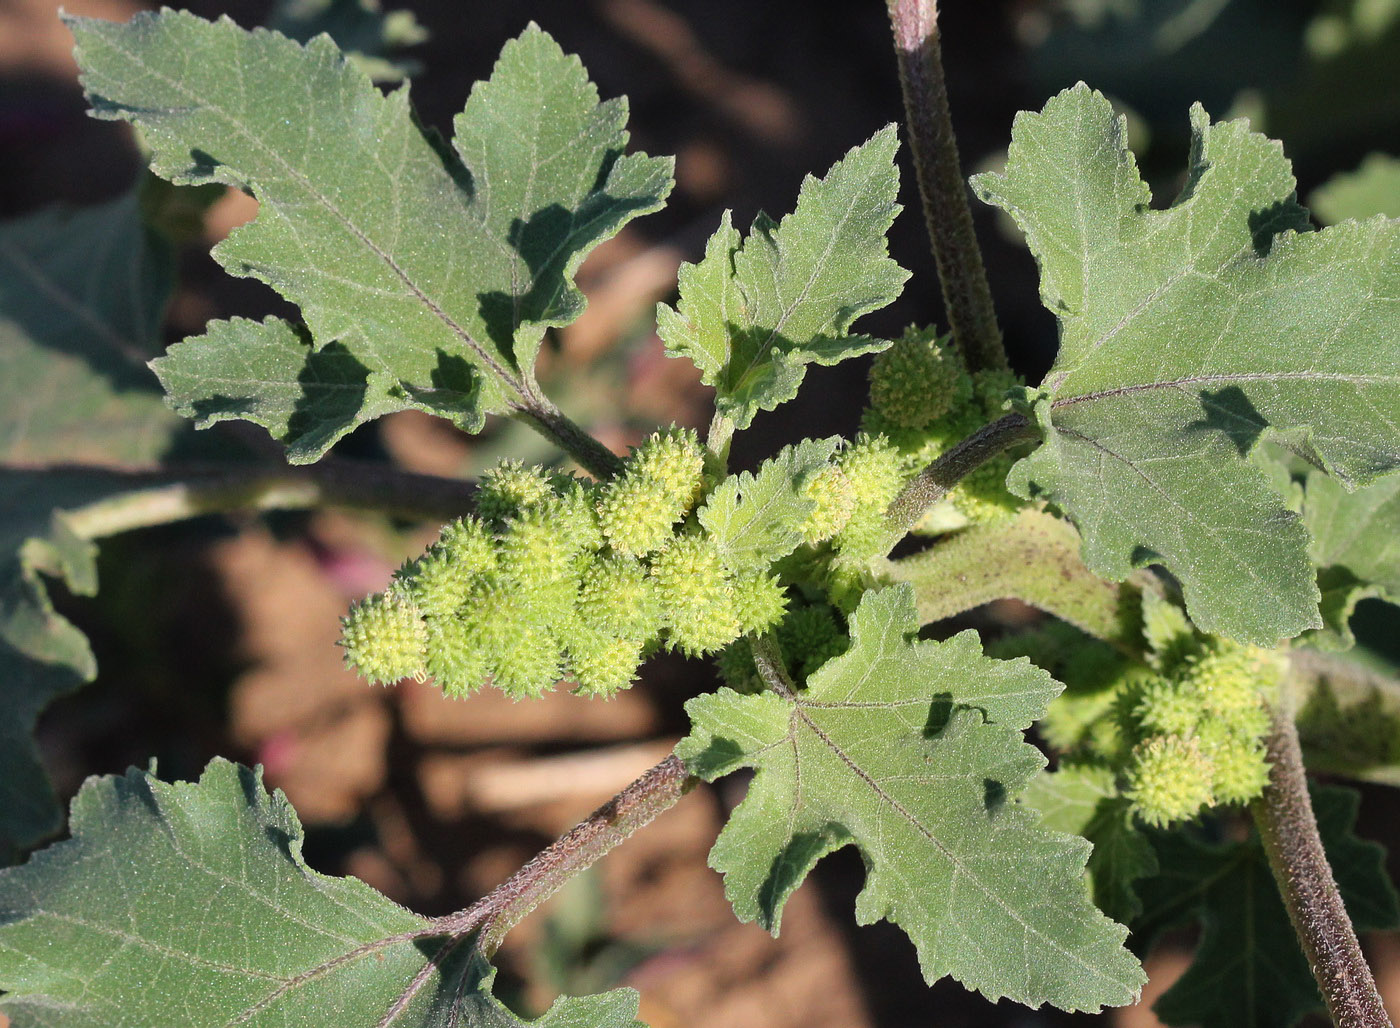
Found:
<box><xmin>650</xmin><ymin>535</ymin><xmax>741</xmax><ymax>656</ymax></box>
<box><xmin>340</xmin><ymin>589</ymin><xmax>429</xmax><ymax>685</ymax></box>
<box><xmin>867</xmin><ymin>326</ymin><xmax>968</xmax><ymax>430</ymax></box>
<box><xmin>1126</xmin><ymin>735</ymin><xmax>1216</xmax><ymax>828</ymax></box>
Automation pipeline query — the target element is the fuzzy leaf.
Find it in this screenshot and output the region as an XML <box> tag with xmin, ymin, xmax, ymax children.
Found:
<box><xmin>1021</xmin><ymin>763</ymin><xmax>1157</xmax><ymax>924</ymax></box>
<box><xmin>678</xmin><ymin>585</ymin><xmax>1145</xmax><ymax>1011</ymax></box>
<box><xmin>0</xmin><ymin>187</ymin><xmax>185</xmax><ymax>465</ymax></box>
<box><xmin>1309</xmin><ymin>153</ymin><xmax>1400</xmax><ymax>225</ymax></box>
<box><xmin>72</xmin><ymin>11</ymin><xmax>672</xmax><ymax>462</ymax></box>
<box><xmin>0</xmin><ymin>759</ymin><xmax>644</xmax><ymax>1027</ymax></box>
<box><xmin>267</xmin><ymin>0</ymin><xmax>428</xmax><ymax>83</ymax></box>
<box><xmin>1133</xmin><ymin>784</ymin><xmax>1399</xmax><ymax>1028</ymax></box>
<box><xmin>0</xmin><ymin>468</ymin><xmax>183</xmax><ymax>857</ymax></box>
<box><xmin>1291</xmin><ymin>652</ymin><xmax>1400</xmax><ymax>786</ymax></box>
<box><xmin>974</xmin><ymin>84</ymin><xmax>1400</xmax><ymax>645</ymax></box>
<box><xmin>1300</xmin><ymin>469</ymin><xmax>1400</xmax><ymax>647</ymax></box>
<box><xmin>883</xmin><ymin>509</ymin><xmax>1138</xmax><ymax>652</ymax></box>
<box><xmin>698</xmin><ymin>437</ymin><xmax>839</xmax><ymax>572</ymax></box>
<box><xmin>657</xmin><ymin>129</ymin><xmax>908</xmax><ymax>430</ymax></box>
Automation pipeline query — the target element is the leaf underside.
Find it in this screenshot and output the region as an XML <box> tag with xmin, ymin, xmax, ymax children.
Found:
<box><xmin>0</xmin><ymin>759</ymin><xmax>643</xmax><ymax>1027</ymax></box>
<box><xmin>70</xmin><ymin>11</ymin><xmax>673</xmax><ymax>462</ymax></box>
<box><xmin>974</xmin><ymin>84</ymin><xmax>1400</xmax><ymax>646</ymax></box>
<box><xmin>678</xmin><ymin>585</ymin><xmax>1145</xmax><ymax>1012</ymax></box>
<box><xmin>657</xmin><ymin>128</ymin><xmax>909</xmax><ymax>430</ymax></box>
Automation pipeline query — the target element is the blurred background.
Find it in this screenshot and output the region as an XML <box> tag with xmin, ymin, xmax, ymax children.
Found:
<box><xmin>2</xmin><ymin>0</ymin><xmax>1397</xmax><ymax>1024</ymax></box>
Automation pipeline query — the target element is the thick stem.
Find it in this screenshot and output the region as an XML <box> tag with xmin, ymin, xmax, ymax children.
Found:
<box><xmin>54</xmin><ymin>460</ymin><xmax>479</xmax><ymax>541</ymax></box>
<box><xmin>886</xmin><ymin>0</ymin><xmax>1007</xmax><ymax>373</ymax></box>
<box><xmin>883</xmin><ymin>412</ymin><xmax>1036</xmax><ymax>541</ymax></box>
<box><xmin>430</xmin><ymin>753</ymin><xmax>694</xmax><ymax>955</ymax></box>
<box><xmin>1251</xmin><ymin>704</ymin><xmax>1394</xmax><ymax>1028</ymax></box>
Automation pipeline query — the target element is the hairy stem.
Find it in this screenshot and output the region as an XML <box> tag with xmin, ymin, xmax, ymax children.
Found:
<box><xmin>430</xmin><ymin>753</ymin><xmax>694</xmax><ymax>955</ymax></box>
<box><xmin>512</xmin><ymin>390</ymin><xmax>625</xmax><ymax>480</ymax></box>
<box><xmin>750</xmin><ymin>633</ymin><xmax>799</xmax><ymax>699</ymax></box>
<box><xmin>886</xmin><ymin>0</ymin><xmax>1006</xmax><ymax>373</ymax></box>
<box><xmin>54</xmin><ymin>460</ymin><xmax>479</xmax><ymax>541</ymax></box>
<box><xmin>1251</xmin><ymin>704</ymin><xmax>1394</xmax><ymax>1028</ymax></box>
<box><xmin>883</xmin><ymin>412</ymin><xmax>1037</xmax><ymax>540</ymax></box>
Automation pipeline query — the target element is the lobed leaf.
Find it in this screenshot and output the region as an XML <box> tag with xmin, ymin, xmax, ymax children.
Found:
<box><xmin>678</xmin><ymin>585</ymin><xmax>1145</xmax><ymax>1011</ymax></box>
<box><xmin>70</xmin><ymin>11</ymin><xmax>672</xmax><ymax>462</ymax></box>
<box><xmin>1290</xmin><ymin>651</ymin><xmax>1400</xmax><ymax>786</ymax></box>
<box><xmin>698</xmin><ymin>436</ymin><xmax>839</xmax><ymax>572</ymax></box>
<box><xmin>974</xmin><ymin>84</ymin><xmax>1400</xmax><ymax>645</ymax></box>
<box><xmin>0</xmin><ymin>759</ymin><xmax>644</xmax><ymax>1027</ymax></box>
<box><xmin>1132</xmin><ymin>785</ymin><xmax>1399</xmax><ymax>1028</ymax></box>
<box><xmin>1300</xmin><ymin>469</ymin><xmax>1400</xmax><ymax>648</ymax></box>
<box><xmin>657</xmin><ymin>129</ymin><xmax>909</xmax><ymax>430</ymax></box>
<box><xmin>0</xmin><ymin>186</ymin><xmax>186</xmax><ymax>465</ymax></box>
<box><xmin>0</xmin><ymin>648</ymin><xmax>86</xmax><ymax>862</ymax></box>
<box><xmin>1021</xmin><ymin>763</ymin><xmax>1157</xmax><ymax>924</ymax></box>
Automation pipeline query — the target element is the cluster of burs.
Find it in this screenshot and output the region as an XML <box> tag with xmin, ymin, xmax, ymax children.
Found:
<box><xmin>1027</xmin><ymin>594</ymin><xmax>1284</xmax><ymax>827</ymax></box>
<box><xmin>340</xmin><ymin>330</ymin><xmax>1026</xmax><ymax>700</ymax></box>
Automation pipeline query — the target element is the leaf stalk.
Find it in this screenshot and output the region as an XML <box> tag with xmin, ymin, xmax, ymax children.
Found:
<box><xmin>883</xmin><ymin>411</ymin><xmax>1037</xmax><ymax>541</ymax></box>
<box><xmin>42</xmin><ymin>461</ymin><xmax>480</xmax><ymax>540</ymax></box>
<box><xmin>886</xmin><ymin>0</ymin><xmax>1007</xmax><ymax>373</ymax></box>
<box><xmin>430</xmin><ymin>753</ymin><xmax>694</xmax><ymax>954</ymax></box>
<box><xmin>1251</xmin><ymin>703</ymin><xmax>1395</xmax><ymax>1028</ymax></box>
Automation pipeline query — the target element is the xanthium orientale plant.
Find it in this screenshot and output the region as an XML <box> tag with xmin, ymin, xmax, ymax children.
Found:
<box><xmin>0</xmin><ymin>1</ymin><xmax>1398</xmax><ymax>1026</ymax></box>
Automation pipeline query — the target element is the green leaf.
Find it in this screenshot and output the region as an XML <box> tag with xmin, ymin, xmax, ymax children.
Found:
<box><xmin>0</xmin><ymin>646</ymin><xmax>86</xmax><ymax>861</ymax></box>
<box><xmin>0</xmin><ymin>468</ymin><xmax>169</xmax><ymax>857</ymax></box>
<box><xmin>1291</xmin><ymin>651</ymin><xmax>1400</xmax><ymax>786</ymax></box>
<box><xmin>698</xmin><ymin>437</ymin><xmax>838</xmax><ymax>572</ymax></box>
<box><xmin>677</xmin><ymin>585</ymin><xmax>1145</xmax><ymax>1011</ymax></box>
<box><xmin>973</xmin><ymin>84</ymin><xmax>1400</xmax><ymax>645</ymax></box>
<box><xmin>882</xmin><ymin>509</ymin><xmax>1139</xmax><ymax>652</ymax></box>
<box><xmin>267</xmin><ymin>0</ymin><xmax>428</xmax><ymax>83</ymax></box>
<box><xmin>153</xmin><ymin>317</ymin><xmax>450</xmax><ymax>465</ymax></box>
<box><xmin>1021</xmin><ymin>763</ymin><xmax>1158</xmax><ymax>923</ymax></box>
<box><xmin>1133</xmin><ymin>784</ymin><xmax>1399</xmax><ymax>1028</ymax></box>
<box><xmin>657</xmin><ymin>129</ymin><xmax>908</xmax><ymax>430</ymax></box>
<box><xmin>0</xmin><ymin>187</ymin><xmax>185</xmax><ymax>465</ymax></box>
<box><xmin>72</xmin><ymin>11</ymin><xmax>672</xmax><ymax>462</ymax></box>
<box><xmin>1309</xmin><ymin>153</ymin><xmax>1400</xmax><ymax>224</ymax></box>
<box><xmin>0</xmin><ymin>759</ymin><xmax>644</xmax><ymax>1027</ymax></box>
<box><xmin>1300</xmin><ymin>469</ymin><xmax>1400</xmax><ymax>648</ymax></box>
<box><xmin>0</xmin><ymin>469</ymin><xmax>148</xmax><ymax>676</ymax></box>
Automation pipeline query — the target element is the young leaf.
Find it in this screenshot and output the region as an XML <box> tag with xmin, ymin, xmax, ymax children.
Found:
<box><xmin>657</xmin><ymin>129</ymin><xmax>909</xmax><ymax>430</ymax></box>
<box><xmin>973</xmin><ymin>84</ymin><xmax>1400</xmax><ymax>646</ymax></box>
<box><xmin>698</xmin><ymin>436</ymin><xmax>839</xmax><ymax>572</ymax></box>
<box><xmin>678</xmin><ymin>585</ymin><xmax>1145</xmax><ymax>1011</ymax></box>
<box><xmin>0</xmin><ymin>187</ymin><xmax>185</xmax><ymax>465</ymax></box>
<box><xmin>0</xmin><ymin>759</ymin><xmax>644</xmax><ymax>1027</ymax></box>
<box><xmin>1133</xmin><ymin>785</ymin><xmax>1399</xmax><ymax>1028</ymax></box>
<box><xmin>71</xmin><ymin>11</ymin><xmax>672</xmax><ymax>461</ymax></box>
<box><xmin>1020</xmin><ymin>763</ymin><xmax>1158</xmax><ymax>923</ymax></box>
